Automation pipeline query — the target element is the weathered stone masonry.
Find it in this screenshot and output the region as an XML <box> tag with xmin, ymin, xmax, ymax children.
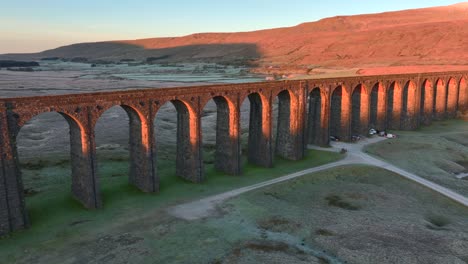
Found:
<box><xmin>0</xmin><ymin>71</ymin><xmax>467</xmax><ymax>235</ymax></box>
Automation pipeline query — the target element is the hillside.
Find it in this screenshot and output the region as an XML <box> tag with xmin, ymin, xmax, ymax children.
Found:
<box><xmin>3</xmin><ymin>3</ymin><xmax>468</xmax><ymax>75</ymax></box>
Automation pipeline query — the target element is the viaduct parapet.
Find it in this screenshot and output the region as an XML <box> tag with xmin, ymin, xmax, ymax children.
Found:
<box><xmin>1</xmin><ymin>71</ymin><xmax>467</xmax><ymax>235</ymax></box>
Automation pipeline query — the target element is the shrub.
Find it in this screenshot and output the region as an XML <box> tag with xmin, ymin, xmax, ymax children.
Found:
<box><xmin>325</xmin><ymin>194</ymin><xmax>360</xmax><ymax>210</ymax></box>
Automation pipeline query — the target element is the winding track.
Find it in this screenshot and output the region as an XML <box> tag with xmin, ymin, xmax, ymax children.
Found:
<box><xmin>169</xmin><ymin>137</ymin><xmax>468</xmax><ymax>220</ymax></box>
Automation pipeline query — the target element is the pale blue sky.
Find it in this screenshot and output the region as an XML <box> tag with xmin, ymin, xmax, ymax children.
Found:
<box><xmin>0</xmin><ymin>0</ymin><xmax>463</xmax><ymax>53</ymax></box>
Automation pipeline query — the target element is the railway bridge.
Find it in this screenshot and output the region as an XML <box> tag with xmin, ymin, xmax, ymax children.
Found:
<box><xmin>1</xmin><ymin>71</ymin><xmax>467</xmax><ymax>235</ymax></box>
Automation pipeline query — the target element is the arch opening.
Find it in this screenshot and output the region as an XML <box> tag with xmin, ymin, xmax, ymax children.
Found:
<box><xmin>239</xmin><ymin>98</ymin><xmax>250</xmax><ymax>165</ymax></box>
<box><xmin>248</xmin><ymin>93</ymin><xmax>264</xmax><ymax>164</ymax></box>
<box><xmin>330</xmin><ymin>87</ymin><xmax>342</xmax><ymax>140</ymax></box>
<box><xmin>459</xmin><ymin>77</ymin><xmax>468</xmax><ymax>112</ymax></box>
<box><xmin>14</xmin><ymin>110</ymin><xmax>99</xmax><ymax>228</ymax></box>
<box><xmin>275</xmin><ymin>90</ymin><xmax>291</xmax><ymax>158</ymax></box>
<box><xmin>154</xmin><ymin>102</ymin><xmax>177</xmax><ymax>185</ymax></box>
<box><xmin>94</xmin><ymin>105</ymin><xmax>156</xmax><ymax>194</ymax></box>
<box><xmin>201</xmin><ymin>99</ymin><xmax>217</xmax><ymax>169</ymax></box>
<box><xmin>94</xmin><ymin>106</ymin><xmax>130</xmax><ymax>195</ymax></box>
<box><xmin>16</xmin><ymin>112</ymin><xmax>72</xmax><ymax>195</ymax></box>
<box><xmin>240</xmin><ymin>92</ymin><xmax>272</xmax><ymax>167</ymax></box>
<box><xmin>330</xmin><ymin>86</ymin><xmax>350</xmax><ymax>141</ymax></box>
<box><xmin>201</xmin><ymin>96</ymin><xmax>240</xmax><ymax>175</ymax></box>
<box><xmin>154</xmin><ymin>100</ymin><xmax>203</xmax><ymax>183</ymax></box>
<box><xmin>271</xmin><ymin>95</ymin><xmax>279</xmax><ymax>155</ymax></box>
<box><xmin>420</xmin><ymin>80</ymin><xmax>434</xmax><ymax>125</ymax></box>
<box><xmin>447</xmin><ymin>78</ymin><xmax>458</xmax><ymax>117</ymax></box>
<box><xmin>434</xmin><ymin>79</ymin><xmax>447</xmax><ymax>119</ymax></box>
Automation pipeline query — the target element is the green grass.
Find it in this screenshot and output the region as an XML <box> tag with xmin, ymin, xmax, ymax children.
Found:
<box><xmin>4</xmin><ymin>164</ymin><xmax>468</xmax><ymax>263</ymax></box>
<box><xmin>364</xmin><ymin>119</ymin><xmax>468</xmax><ymax>196</ymax></box>
<box><xmin>0</xmin><ymin>149</ymin><xmax>342</xmax><ymax>258</ymax></box>
<box><xmin>224</xmin><ymin>165</ymin><xmax>468</xmax><ymax>264</ymax></box>
<box><xmin>425</xmin><ymin>213</ymin><xmax>451</xmax><ymax>230</ymax></box>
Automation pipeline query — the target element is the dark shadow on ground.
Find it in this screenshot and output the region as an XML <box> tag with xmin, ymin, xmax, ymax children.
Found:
<box><xmin>0</xmin><ymin>42</ymin><xmax>261</xmax><ymax>65</ymax></box>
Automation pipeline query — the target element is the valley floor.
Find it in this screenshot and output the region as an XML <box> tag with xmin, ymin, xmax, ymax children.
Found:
<box><xmin>1</xmin><ymin>120</ymin><xmax>467</xmax><ymax>264</ymax></box>
<box><xmin>365</xmin><ymin>119</ymin><xmax>468</xmax><ymax>197</ymax></box>
<box><xmin>3</xmin><ymin>164</ymin><xmax>468</xmax><ymax>264</ymax></box>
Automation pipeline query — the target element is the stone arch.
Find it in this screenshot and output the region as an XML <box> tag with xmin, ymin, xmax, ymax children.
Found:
<box><xmin>14</xmin><ymin>109</ymin><xmax>87</xmax><ymax>145</ymax></box>
<box><xmin>459</xmin><ymin>77</ymin><xmax>468</xmax><ymax>112</ymax></box>
<box><xmin>94</xmin><ymin>104</ymin><xmax>156</xmax><ymax>193</ymax></box>
<box><xmin>420</xmin><ymin>79</ymin><xmax>434</xmax><ymax>125</ymax></box>
<box><xmin>369</xmin><ymin>82</ymin><xmax>386</xmax><ymax>131</ymax></box>
<box><xmin>401</xmin><ymin>80</ymin><xmax>418</xmax><ymax>130</ymax></box>
<box><xmin>386</xmin><ymin>81</ymin><xmax>402</xmax><ymax>130</ymax></box>
<box><xmin>434</xmin><ymin>79</ymin><xmax>447</xmax><ymax>119</ymax></box>
<box><xmin>201</xmin><ymin>95</ymin><xmax>240</xmax><ymax>175</ymax></box>
<box><xmin>272</xmin><ymin>89</ymin><xmax>301</xmax><ymax>160</ymax></box>
<box><xmin>351</xmin><ymin>84</ymin><xmax>370</xmax><ymax>136</ymax></box>
<box><xmin>240</xmin><ymin>92</ymin><xmax>272</xmax><ymax>167</ymax></box>
<box><xmin>447</xmin><ymin>78</ymin><xmax>458</xmax><ymax>117</ymax></box>
<box><xmin>330</xmin><ymin>85</ymin><xmax>351</xmax><ymax>141</ymax></box>
<box><xmin>173</xmin><ymin>99</ymin><xmax>202</xmax><ymax>182</ymax></box>
<box><xmin>15</xmin><ymin>110</ymin><xmax>100</xmax><ymax>210</ymax></box>
<box><xmin>154</xmin><ymin>101</ymin><xmax>177</xmax><ymax>183</ymax></box>
<box><xmin>154</xmin><ymin>99</ymin><xmax>203</xmax><ymax>183</ymax></box>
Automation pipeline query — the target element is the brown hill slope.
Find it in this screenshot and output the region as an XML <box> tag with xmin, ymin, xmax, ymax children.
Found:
<box><xmin>3</xmin><ymin>3</ymin><xmax>468</xmax><ymax>75</ymax></box>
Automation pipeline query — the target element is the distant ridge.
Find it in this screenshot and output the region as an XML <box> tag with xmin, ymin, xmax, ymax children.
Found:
<box><xmin>3</xmin><ymin>3</ymin><xmax>468</xmax><ymax>74</ymax></box>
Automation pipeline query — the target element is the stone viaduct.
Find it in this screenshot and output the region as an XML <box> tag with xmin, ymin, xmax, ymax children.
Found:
<box><xmin>1</xmin><ymin>71</ymin><xmax>467</xmax><ymax>235</ymax></box>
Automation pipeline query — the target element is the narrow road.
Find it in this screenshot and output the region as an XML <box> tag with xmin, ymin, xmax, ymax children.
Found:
<box><xmin>169</xmin><ymin>137</ymin><xmax>468</xmax><ymax>220</ymax></box>
<box><xmin>330</xmin><ymin>138</ymin><xmax>468</xmax><ymax>208</ymax></box>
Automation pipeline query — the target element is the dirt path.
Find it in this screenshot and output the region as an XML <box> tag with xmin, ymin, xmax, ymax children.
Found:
<box><xmin>168</xmin><ymin>137</ymin><xmax>468</xmax><ymax>220</ymax></box>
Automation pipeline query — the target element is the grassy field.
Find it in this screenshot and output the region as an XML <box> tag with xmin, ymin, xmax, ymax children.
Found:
<box><xmin>1</xmin><ymin>149</ymin><xmax>342</xmax><ymax>261</ymax></box>
<box><xmin>3</xmin><ymin>165</ymin><xmax>468</xmax><ymax>264</ymax></box>
<box><xmin>364</xmin><ymin>119</ymin><xmax>468</xmax><ymax>196</ymax></box>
